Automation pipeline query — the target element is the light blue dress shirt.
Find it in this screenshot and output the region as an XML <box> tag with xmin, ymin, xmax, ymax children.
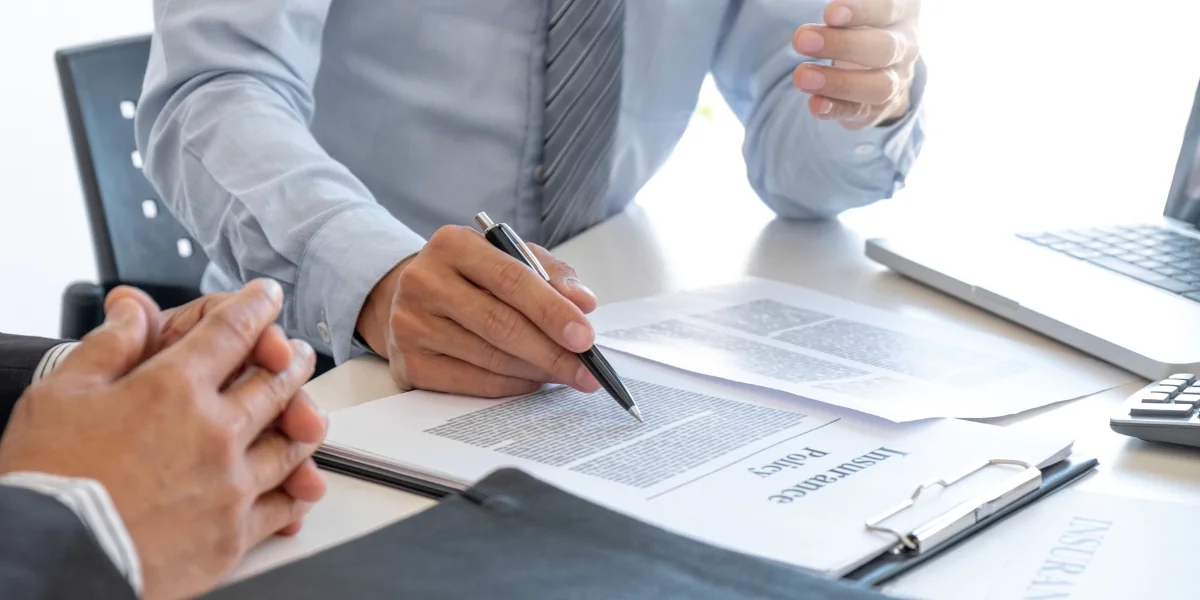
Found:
<box><xmin>136</xmin><ymin>0</ymin><xmax>926</xmax><ymax>364</ymax></box>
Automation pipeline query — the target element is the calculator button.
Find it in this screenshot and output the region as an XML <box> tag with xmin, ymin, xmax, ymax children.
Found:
<box><xmin>1160</xmin><ymin>379</ymin><xmax>1190</xmax><ymax>387</ymax></box>
<box><xmin>1137</xmin><ymin>392</ymin><xmax>1172</xmax><ymax>403</ymax></box>
<box><xmin>1173</xmin><ymin>394</ymin><xmax>1200</xmax><ymax>406</ymax></box>
<box><xmin>1149</xmin><ymin>385</ymin><xmax>1182</xmax><ymax>395</ymax></box>
<box><xmin>1130</xmin><ymin>403</ymin><xmax>1194</xmax><ymax>417</ymax></box>
<box><xmin>1185</xmin><ymin>386</ymin><xmax>1200</xmax><ymax>395</ymax></box>
<box><xmin>1168</xmin><ymin>372</ymin><xmax>1197</xmax><ymax>380</ymax></box>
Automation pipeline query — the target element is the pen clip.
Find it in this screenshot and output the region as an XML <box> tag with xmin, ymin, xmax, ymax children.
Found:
<box><xmin>499</xmin><ymin>223</ymin><xmax>551</xmax><ymax>281</ymax></box>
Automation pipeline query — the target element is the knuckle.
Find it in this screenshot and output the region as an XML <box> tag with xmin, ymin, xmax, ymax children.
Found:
<box><xmin>149</xmin><ymin>364</ymin><xmax>193</xmax><ymax>405</ymax></box>
<box><xmin>546</xmin><ymin>348</ymin><xmax>578</xmax><ymax>380</ymax></box>
<box><xmin>549</xmin><ymin>259</ymin><xmax>577</xmax><ymax>280</ymax></box>
<box><xmin>284</xmin><ymin>440</ymin><xmax>310</xmax><ymax>471</ymax></box>
<box><xmin>205</xmin><ymin>431</ymin><xmax>241</xmax><ymax>468</ymax></box>
<box><xmin>870</xmin><ymin>72</ymin><xmax>898</xmax><ymax>105</ymax></box>
<box><xmin>482</xmin><ymin>303</ymin><xmax>522</xmax><ymax>344</ymax></box>
<box><xmin>481</xmin><ymin>343</ymin><xmax>511</xmax><ymax>374</ymax></box>
<box><xmin>266</xmin><ymin>367</ymin><xmax>299</xmax><ymax>400</ymax></box>
<box><xmin>397</xmin><ymin>352</ymin><xmax>428</xmax><ymax>388</ymax></box>
<box><xmin>218</xmin><ymin>477</ymin><xmax>252</xmax><ymax>509</ymax></box>
<box><xmin>213</xmin><ymin>530</ymin><xmax>243</xmax><ymax>563</ymax></box>
<box><xmin>395</xmin><ymin>262</ymin><xmax>433</xmax><ymax>298</ymax></box>
<box><xmin>388</xmin><ymin>309</ymin><xmax>425</xmax><ymax>342</ymax></box>
<box><xmin>490</xmin><ymin>259</ymin><xmax>529</xmax><ymax>298</ymax></box>
<box><xmin>427</xmin><ymin>225</ymin><xmax>471</xmax><ymax>253</ymax></box>
<box><xmin>209</xmin><ymin>305</ymin><xmax>259</xmax><ymax>349</ymax></box>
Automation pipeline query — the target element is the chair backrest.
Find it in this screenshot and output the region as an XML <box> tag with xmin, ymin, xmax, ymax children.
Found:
<box><xmin>56</xmin><ymin>35</ymin><xmax>206</xmax><ymax>308</ymax></box>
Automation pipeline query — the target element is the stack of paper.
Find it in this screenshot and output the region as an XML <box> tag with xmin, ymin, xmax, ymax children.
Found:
<box><xmin>322</xmin><ymin>356</ymin><xmax>1075</xmax><ymax>576</ymax></box>
<box><xmin>589</xmin><ymin>278</ymin><xmax>1134</xmax><ymax>421</ymax></box>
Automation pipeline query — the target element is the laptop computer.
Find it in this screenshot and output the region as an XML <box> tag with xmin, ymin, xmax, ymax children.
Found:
<box><xmin>866</xmin><ymin>82</ymin><xmax>1200</xmax><ymax>381</ymax></box>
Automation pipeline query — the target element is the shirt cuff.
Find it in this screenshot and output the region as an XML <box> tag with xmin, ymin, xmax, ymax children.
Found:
<box><xmin>0</xmin><ymin>472</ymin><xmax>142</xmax><ymax>595</ymax></box>
<box><xmin>812</xmin><ymin>57</ymin><xmax>927</xmax><ymax>196</ymax></box>
<box><xmin>33</xmin><ymin>342</ymin><xmax>80</xmax><ymax>382</ymax></box>
<box><xmin>295</xmin><ymin>205</ymin><xmax>427</xmax><ymax>364</ymax></box>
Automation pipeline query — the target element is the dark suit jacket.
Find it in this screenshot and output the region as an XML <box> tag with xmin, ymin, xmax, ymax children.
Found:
<box><xmin>0</xmin><ymin>333</ymin><xmax>136</xmax><ymax>599</ymax></box>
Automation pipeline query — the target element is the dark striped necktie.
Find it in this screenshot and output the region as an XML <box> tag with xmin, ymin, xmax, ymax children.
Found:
<box><xmin>540</xmin><ymin>0</ymin><xmax>624</xmax><ymax>247</ymax></box>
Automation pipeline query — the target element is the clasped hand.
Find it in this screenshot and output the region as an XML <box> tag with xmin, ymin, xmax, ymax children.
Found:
<box><xmin>0</xmin><ymin>281</ymin><xmax>327</xmax><ymax>599</ymax></box>
<box><xmin>792</xmin><ymin>0</ymin><xmax>921</xmax><ymax>129</ymax></box>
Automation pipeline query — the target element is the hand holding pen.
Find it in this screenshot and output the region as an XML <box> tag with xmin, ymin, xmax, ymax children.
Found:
<box><xmin>475</xmin><ymin>213</ymin><xmax>641</xmax><ymax>421</ymax></box>
<box><xmin>355</xmin><ymin>216</ymin><xmax>641</xmax><ymax>421</ymax></box>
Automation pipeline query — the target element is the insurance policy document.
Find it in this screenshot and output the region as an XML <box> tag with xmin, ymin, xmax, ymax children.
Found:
<box><xmin>322</xmin><ymin>357</ymin><xmax>1074</xmax><ymax>576</ymax></box>
<box><xmin>588</xmin><ymin>278</ymin><xmax>1133</xmax><ymax>421</ymax></box>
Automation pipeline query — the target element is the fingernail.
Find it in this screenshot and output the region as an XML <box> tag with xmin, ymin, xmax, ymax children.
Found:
<box><xmin>817</xmin><ymin>98</ymin><xmax>834</xmax><ymax>116</ymax></box>
<box><xmin>106</xmin><ymin>298</ymin><xmax>138</xmax><ymax>326</ymax></box>
<box><xmin>794</xmin><ymin>30</ymin><xmax>824</xmax><ymax>54</ymax></box>
<box><xmin>262</xmin><ymin>279</ymin><xmax>283</xmax><ymax>303</ymax></box>
<box><xmin>565</xmin><ymin>277</ymin><xmax>597</xmax><ymax>302</ymax></box>
<box><xmin>290</xmin><ymin>342</ymin><xmax>313</xmax><ymax>372</ymax></box>
<box><xmin>798</xmin><ymin>69</ymin><xmax>826</xmax><ymax>92</ymax></box>
<box><xmin>562</xmin><ymin>322</ymin><xmax>594</xmax><ymax>353</ymax></box>
<box><xmin>828</xmin><ymin>5</ymin><xmax>853</xmax><ymax>26</ymax></box>
<box><xmin>306</xmin><ymin>394</ymin><xmax>330</xmax><ymax>427</ymax></box>
<box><xmin>576</xmin><ymin>364</ymin><xmax>600</xmax><ymax>391</ymax></box>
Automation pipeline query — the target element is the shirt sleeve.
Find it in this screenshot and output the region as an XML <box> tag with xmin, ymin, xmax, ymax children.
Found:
<box><xmin>711</xmin><ymin>1</ymin><xmax>926</xmax><ymax>219</ymax></box>
<box><xmin>136</xmin><ymin>0</ymin><xmax>425</xmax><ymax>364</ymax></box>
<box><xmin>0</xmin><ymin>472</ymin><xmax>142</xmax><ymax>596</ymax></box>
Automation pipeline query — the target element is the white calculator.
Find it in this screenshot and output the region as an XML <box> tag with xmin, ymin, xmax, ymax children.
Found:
<box><xmin>1110</xmin><ymin>373</ymin><xmax>1200</xmax><ymax>448</ymax></box>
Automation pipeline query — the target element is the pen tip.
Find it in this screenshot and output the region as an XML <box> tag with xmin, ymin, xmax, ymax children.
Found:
<box><xmin>630</xmin><ymin>405</ymin><xmax>644</xmax><ymax>423</ymax></box>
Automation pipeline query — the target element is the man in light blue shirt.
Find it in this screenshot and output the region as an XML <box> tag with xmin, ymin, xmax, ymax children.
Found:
<box><xmin>137</xmin><ymin>0</ymin><xmax>925</xmax><ymax>398</ymax></box>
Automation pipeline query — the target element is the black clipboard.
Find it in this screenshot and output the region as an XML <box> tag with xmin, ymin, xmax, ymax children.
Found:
<box><xmin>316</xmin><ymin>449</ymin><xmax>1098</xmax><ymax>589</ymax></box>
<box><xmin>843</xmin><ymin>456</ymin><xmax>1099</xmax><ymax>587</ymax></box>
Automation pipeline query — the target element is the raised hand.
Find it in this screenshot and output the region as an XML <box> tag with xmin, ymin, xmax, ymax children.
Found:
<box><xmin>792</xmin><ymin>0</ymin><xmax>921</xmax><ymax>129</ymax></box>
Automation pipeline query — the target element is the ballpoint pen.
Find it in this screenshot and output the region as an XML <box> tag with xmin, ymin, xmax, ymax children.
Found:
<box><xmin>473</xmin><ymin>212</ymin><xmax>644</xmax><ymax>423</ymax></box>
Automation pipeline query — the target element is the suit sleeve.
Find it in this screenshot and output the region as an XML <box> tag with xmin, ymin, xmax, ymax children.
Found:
<box><xmin>0</xmin><ymin>486</ymin><xmax>136</xmax><ymax>600</ymax></box>
<box><xmin>0</xmin><ymin>334</ymin><xmax>64</xmax><ymax>433</ymax></box>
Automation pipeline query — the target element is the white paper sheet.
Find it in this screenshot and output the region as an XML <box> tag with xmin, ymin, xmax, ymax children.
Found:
<box><xmin>885</xmin><ymin>489</ymin><xmax>1195</xmax><ymax>599</ymax></box>
<box><xmin>323</xmin><ymin>356</ymin><xmax>1073</xmax><ymax>576</ymax></box>
<box><xmin>588</xmin><ymin>277</ymin><xmax>1134</xmax><ymax>421</ymax></box>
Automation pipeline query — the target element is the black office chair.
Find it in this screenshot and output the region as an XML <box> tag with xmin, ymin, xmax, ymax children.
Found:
<box><xmin>54</xmin><ymin>35</ymin><xmax>338</xmax><ymax>377</ymax></box>
<box><xmin>56</xmin><ymin>35</ymin><xmax>207</xmax><ymax>340</ymax></box>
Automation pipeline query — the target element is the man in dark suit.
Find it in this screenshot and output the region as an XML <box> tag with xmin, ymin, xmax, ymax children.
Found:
<box><xmin>0</xmin><ymin>280</ymin><xmax>329</xmax><ymax>599</ymax></box>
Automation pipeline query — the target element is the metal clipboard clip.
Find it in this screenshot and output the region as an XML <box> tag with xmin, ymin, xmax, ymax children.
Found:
<box><xmin>864</xmin><ymin>458</ymin><xmax>1043</xmax><ymax>556</ymax></box>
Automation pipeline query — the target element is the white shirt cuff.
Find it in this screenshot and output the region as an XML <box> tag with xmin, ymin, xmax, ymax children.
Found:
<box><xmin>0</xmin><ymin>472</ymin><xmax>143</xmax><ymax>595</ymax></box>
<box><xmin>33</xmin><ymin>342</ymin><xmax>80</xmax><ymax>382</ymax></box>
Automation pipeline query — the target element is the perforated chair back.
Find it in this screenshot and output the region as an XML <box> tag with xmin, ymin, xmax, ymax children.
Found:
<box><xmin>56</xmin><ymin>35</ymin><xmax>206</xmax><ymax>308</ymax></box>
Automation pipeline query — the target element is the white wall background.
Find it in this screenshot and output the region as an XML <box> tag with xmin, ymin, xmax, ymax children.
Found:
<box><xmin>1</xmin><ymin>1</ymin><xmax>1199</xmax><ymax>338</ymax></box>
<box><xmin>0</xmin><ymin>1</ymin><xmax>153</xmax><ymax>337</ymax></box>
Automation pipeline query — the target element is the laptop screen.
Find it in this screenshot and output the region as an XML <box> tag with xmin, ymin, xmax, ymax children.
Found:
<box><xmin>1163</xmin><ymin>80</ymin><xmax>1200</xmax><ymax>227</ymax></box>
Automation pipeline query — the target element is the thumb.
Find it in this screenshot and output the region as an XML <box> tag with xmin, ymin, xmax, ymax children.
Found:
<box><xmin>103</xmin><ymin>285</ymin><xmax>163</xmax><ymax>361</ymax></box>
<box><xmin>55</xmin><ymin>298</ymin><xmax>150</xmax><ymax>384</ymax></box>
<box><xmin>528</xmin><ymin>244</ymin><xmax>598</xmax><ymax>314</ymax></box>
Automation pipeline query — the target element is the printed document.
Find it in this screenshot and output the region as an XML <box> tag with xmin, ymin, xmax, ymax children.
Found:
<box><xmin>588</xmin><ymin>278</ymin><xmax>1133</xmax><ymax>421</ymax></box>
<box><xmin>322</xmin><ymin>357</ymin><xmax>1073</xmax><ymax>576</ymax></box>
<box><xmin>885</xmin><ymin>489</ymin><xmax>1195</xmax><ymax>599</ymax></box>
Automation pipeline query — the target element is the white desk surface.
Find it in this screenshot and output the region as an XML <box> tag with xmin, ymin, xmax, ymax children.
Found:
<box><xmin>230</xmin><ymin>200</ymin><xmax>1200</xmax><ymax>582</ymax></box>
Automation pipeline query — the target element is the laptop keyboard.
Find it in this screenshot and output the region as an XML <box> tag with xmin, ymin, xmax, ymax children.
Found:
<box><xmin>1017</xmin><ymin>224</ymin><xmax>1200</xmax><ymax>302</ymax></box>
